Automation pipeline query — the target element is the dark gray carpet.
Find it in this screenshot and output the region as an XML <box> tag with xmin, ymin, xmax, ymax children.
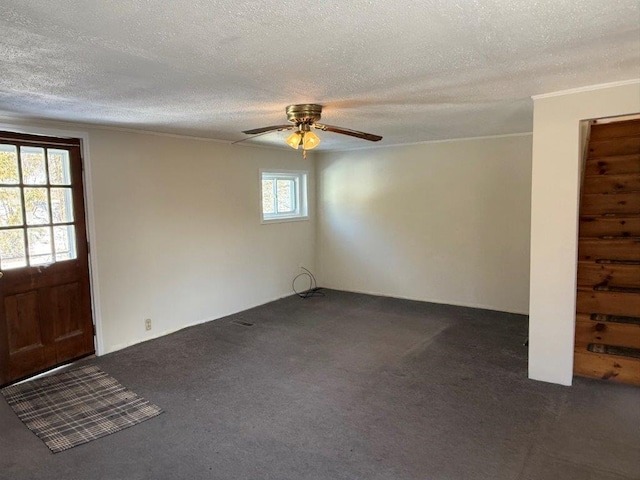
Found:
<box><xmin>0</xmin><ymin>290</ymin><xmax>638</xmax><ymax>479</ymax></box>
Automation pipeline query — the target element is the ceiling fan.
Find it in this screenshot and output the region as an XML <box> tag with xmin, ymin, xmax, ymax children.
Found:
<box><xmin>241</xmin><ymin>104</ymin><xmax>382</xmax><ymax>157</ymax></box>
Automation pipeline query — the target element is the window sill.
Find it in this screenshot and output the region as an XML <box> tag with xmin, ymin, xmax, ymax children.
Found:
<box><xmin>261</xmin><ymin>215</ymin><xmax>309</xmax><ymax>225</ymax></box>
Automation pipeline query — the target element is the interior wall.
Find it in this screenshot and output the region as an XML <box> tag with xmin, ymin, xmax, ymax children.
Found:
<box><xmin>529</xmin><ymin>80</ymin><xmax>640</xmax><ymax>386</ymax></box>
<box><xmin>316</xmin><ymin>134</ymin><xmax>533</xmax><ymax>314</ymax></box>
<box><xmin>0</xmin><ymin>119</ymin><xmax>316</xmax><ymax>354</ymax></box>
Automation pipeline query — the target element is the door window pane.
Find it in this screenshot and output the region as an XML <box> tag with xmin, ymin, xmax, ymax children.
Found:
<box><xmin>0</xmin><ymin>145</ymin><xmax>19</xmax><ymax>184</ymax></box>
<box><xmin>53</xmin><ymin>225</ymin><xmax>77</xmax><ymax>261</ymax></box>
<box><xmin>48</xmin><ymin>149</ymin><xmax>72</xmax><ymax>185</ymax></box>
<box><xmin>0</xmin><ymin>141</ymin><xmax>82</xmax><ymax>269</ymax></box>
<box><xmin>51</xmin><ymin>188</ymin><xmax>74</xmax><ymax>223</ymax></box>
<box><xmin>27</xmin><ymin>227</ymin><xmax>53</xmax><ymax>265</ymax></box>
<box><xmin>0</xmin><ymin>228</ymin><xmax>27</xmax><ymax>269</ymax></box>
<box><xmin>20</xmin><ymin>147</ymin><xmax>47</xmax><ymax>185</ymax></box>
<box><xmin>0</xmin><ymin>187</ymin><xmax>24</xmax><ymax>226</ymax></box>
<box><xmin>24</xmin><ymin>187</ymin><xmax>50</xmax><ymax>225</ymax></box>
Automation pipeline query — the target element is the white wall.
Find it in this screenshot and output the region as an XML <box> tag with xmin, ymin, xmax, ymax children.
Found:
<box><xmin>529</xmin><ymin>80</ymin><xmax>640</xmax><ymax>386</ymax></box>
<box><xmin>0</xmin><ymin>119</ymin><xmax>316</xmax><ymax>354</ymax></box>
<box><xmin>316</xmin><ymin>135</ymin><xmax>532</xmax><ymax>314</ymax></box>
<box><xmin>89</xmin><ymin>129</ymin><xmax>316</xmax><ymax>353</ymax></box>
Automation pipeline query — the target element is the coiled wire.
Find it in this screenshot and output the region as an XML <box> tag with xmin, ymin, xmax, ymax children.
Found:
<box><xmin>292</xmin><ymin>267</ymin><xmax>325</xmax><ymax>298</ymax></box>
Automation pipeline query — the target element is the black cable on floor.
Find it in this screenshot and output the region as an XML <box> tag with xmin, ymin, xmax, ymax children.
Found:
<box><xmin>292</xmin><ymin>267</ymin><xmax>325</xmax><ymax>299</ymax></box>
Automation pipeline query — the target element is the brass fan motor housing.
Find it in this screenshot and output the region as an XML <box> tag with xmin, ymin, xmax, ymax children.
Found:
<box><xmin>286</xmin><ymin>104</ymin><xmax>323</xmax><ymax>124</ymax></box>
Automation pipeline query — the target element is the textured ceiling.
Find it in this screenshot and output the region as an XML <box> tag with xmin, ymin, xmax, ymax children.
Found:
<box><xmin>0</xmin><ymin>1</ymin><xmax>638</xmax><ymax>150</ymax></box>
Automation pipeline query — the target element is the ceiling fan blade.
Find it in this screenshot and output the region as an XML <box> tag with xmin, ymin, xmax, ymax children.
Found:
<box><xmin>315</xmin><ymin>124</ymin><xmax>382</xmax><ymax>142</ymax></box>
<box><xmin>232</xmin><ymin>130</ymin><xmax>283</xmax><ymax>145</ymax></box>
<box><xmin>242</xmin><ymin>125</ymin><xmax>293</xmax><ymax>135</ymax></box>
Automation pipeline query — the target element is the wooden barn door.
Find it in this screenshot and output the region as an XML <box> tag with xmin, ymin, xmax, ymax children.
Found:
<box><xmin>574</xmin><ymin>117</ymin><xmax>640</xmax><ymax>386</ymax></box>
<box><xmin>0</xmin><ymin>132</ymin><xmax>94</xmax><ymax>387</ymax></box>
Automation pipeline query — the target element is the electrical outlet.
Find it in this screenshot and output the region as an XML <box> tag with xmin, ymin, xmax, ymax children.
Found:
<box><xmin>144</xmin><ymin>318</ymin><xmax>152</xmax><ymax>331</ymax></box>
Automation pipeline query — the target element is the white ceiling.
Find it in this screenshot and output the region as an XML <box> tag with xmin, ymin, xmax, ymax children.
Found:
<box><xmin>0</xmin><ymin>1</ymin><xmax>638</xmax><ymax>150</ymax></box>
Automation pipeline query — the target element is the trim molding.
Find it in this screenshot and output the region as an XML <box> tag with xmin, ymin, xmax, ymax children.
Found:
<box><xmin>320</xmin><ymin>286</ymin><xmax>530</xmax><ymax>316</ymax></box>
<box><xmin>318</xmin><ymin>131</ymin><xmax>533</xmax><ymax>154</ymax></box>
<box><xmin>531</xmin><ymin>79</ymin><xmax>640</xmax><ymax>100</ymax></box>
<box><xmin>0</xmin><ymin>114</ymin><xmax>532</xmax><ymax>155</ymax></box>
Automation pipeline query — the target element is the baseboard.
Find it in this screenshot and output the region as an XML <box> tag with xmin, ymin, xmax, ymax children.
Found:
<box><xmin>101</xmin><ymin>290</ymin><xmax>298</xmax><ymax>355</ymax></box>
<box><xmin>320</xmin><ymin>286</ymin><xmax>529</xmax><ymax>316</ymax></box>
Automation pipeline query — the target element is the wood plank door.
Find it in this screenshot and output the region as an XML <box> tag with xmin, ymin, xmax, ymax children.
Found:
<box><xmin>0</xmin><ymin>131</ymin><xmax>94</xmax><ymax>387</ymax></box>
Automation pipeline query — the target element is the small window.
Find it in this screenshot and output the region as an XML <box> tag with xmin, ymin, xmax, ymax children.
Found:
<box><xmin>261</xmin><ymin>170</ymin><xmax>308</xmax><ymax>223</ymax></box>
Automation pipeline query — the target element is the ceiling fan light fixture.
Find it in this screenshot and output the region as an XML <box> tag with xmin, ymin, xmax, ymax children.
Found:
<box><xmin>240</xmin><ymin>104</ymin><xmax>382</xmax><ymax>156</ymax></box>
<box><xmin>286</xmin><ymin>131</ymin><xmax>302</xmax><ymax>149</ymax></box>
<box><xmin>302</xmin><ymin>131</ymin><xmax>320</xmax><ymax>150</ymax></box>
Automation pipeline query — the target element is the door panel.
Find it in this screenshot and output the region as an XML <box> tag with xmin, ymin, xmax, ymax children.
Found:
<box><xmin>7</xmin><ymin>292</ymin><xmax>41</xmax><ymax>351</ymax></box>
<box><xmin>5</xmin><ymin>291</ymin><xmax>50</xmax><ymax>380</ymax></box>
<box><xmin>51</xmin><ymin>283</ymin><xmax>82</xmax><ymax>339</ymax></box>
<box><xmin>0</xmin><ymin>132</ymin><xmax>94</xmax><ymax>386</ymax></box>
<box><xmin>50</xmin><ymin>281</ymin><xmax>93</xmax><ymax>363</ymax></box>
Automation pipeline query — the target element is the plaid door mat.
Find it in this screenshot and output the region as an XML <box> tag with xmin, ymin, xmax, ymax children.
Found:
<box><xmin>1</xmin><ymin>364</ymin><xmax>163</xmax><ymax>453</ymax></box>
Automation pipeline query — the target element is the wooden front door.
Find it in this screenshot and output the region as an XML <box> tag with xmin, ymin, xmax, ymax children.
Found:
<box><xmin>0</xmin><ymin>131</ymin><xmax>94</xmax><ymax>387</ymax></box>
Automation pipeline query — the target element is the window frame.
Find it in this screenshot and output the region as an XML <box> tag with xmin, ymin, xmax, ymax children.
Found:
<box><xmin>260</xmin><ymin>169</ymin><xmax>309</xmax><ymax>224</ymax></box>
<box><xmin>0</xmin><ymin>139</ymin><xmax>80</xmax><ymax>269</ymax></box>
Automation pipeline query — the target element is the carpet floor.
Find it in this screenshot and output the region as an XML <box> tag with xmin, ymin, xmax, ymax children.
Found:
<box><xmin>0</xmin><ymin>290</ymin><xmax>638</xmax><ymax>479</ymax></box>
